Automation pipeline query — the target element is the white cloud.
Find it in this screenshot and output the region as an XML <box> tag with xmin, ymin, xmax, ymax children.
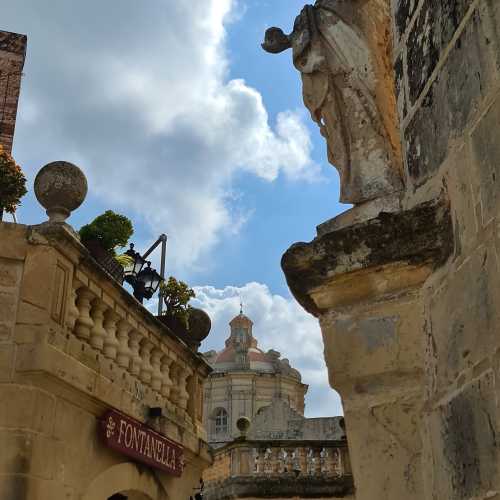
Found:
<box><xmin>194</xmin><ymin>282</ymin><xmax>343</xmax><ymax>418</ymax></box>
<box><xmin>7</xmin><ymin>0</ymin><xmax>319</xmax><ymax>270</ymax></box>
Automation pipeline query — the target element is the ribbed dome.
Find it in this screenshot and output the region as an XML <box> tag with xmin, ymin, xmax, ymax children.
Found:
<box><xmin>229</xmin><ymin>313</ymin><xmax>253</xmax><ymax>326</ymax></box>
<box><xmin>203</xmin><ymin>311</ymin><xmax>301</xmax><ymax>380</ymax></box>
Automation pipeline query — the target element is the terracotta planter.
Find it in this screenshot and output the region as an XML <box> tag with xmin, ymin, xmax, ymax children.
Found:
<box><xmin>158</xmin><ymin>308</ymin><xmax>211</xmax><ymax>351</ymax></box>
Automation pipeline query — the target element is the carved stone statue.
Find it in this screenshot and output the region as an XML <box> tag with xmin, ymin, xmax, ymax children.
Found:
<box><xmin>262</xmin><ymin>0</ymin><xmax>402</xmax><ymax>205</ymax></box>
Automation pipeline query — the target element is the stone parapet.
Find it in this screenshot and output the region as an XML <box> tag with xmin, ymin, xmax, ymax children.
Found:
<box><xmin>204</xmin><ymin>438</ymin><xmax>353</xmax><ymax>500</ymax></box>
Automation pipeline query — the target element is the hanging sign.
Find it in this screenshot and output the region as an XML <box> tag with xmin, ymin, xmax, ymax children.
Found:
<box><xmin>100</xmin><ymin>409</ymin><xmax>184</xmax><ymax>477</ymax></box>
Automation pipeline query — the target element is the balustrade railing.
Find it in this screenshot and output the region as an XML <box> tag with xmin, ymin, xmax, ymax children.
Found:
<box><xmin>249</xmin><ymin>444</ymin><xmax>347</xmax><ymax>478</ymax></box>
<box><xmin>44</xmin><ymin>254</ymin><xmax>206</xmax><ymax>432</ymax></box>
<box><xmin>205</xmin><ymin>440</ymin><xmax>351</xmax><ymax>490</ymax></box>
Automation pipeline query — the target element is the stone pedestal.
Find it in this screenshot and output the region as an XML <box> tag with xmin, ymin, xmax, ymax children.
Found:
<box><xmin>281</xmin><ymin>196</ymin><xmax>453</xmax><ymax>500</ymax></box>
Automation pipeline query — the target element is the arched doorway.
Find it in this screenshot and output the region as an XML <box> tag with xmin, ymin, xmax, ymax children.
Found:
<box><xmin>108</xmin><ymin>491</ymin><xmax>152</xmax><ymax>500</ymax></box>
<box><xmin>83</xmin><ymin>463</ymin><xmax>167</xmax><ymax>500</ymax></box>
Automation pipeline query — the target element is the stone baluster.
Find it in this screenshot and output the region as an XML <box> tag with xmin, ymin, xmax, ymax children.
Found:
<box><xmin>89</xmin><ymin>299</ymin><xmax>107</xmax><ymax>351</ymax></box>
<box><xmin>66</xmin><ymin>285</ymin><xmax>80</xmax><ymax>330</ymax></box>
<box><xmin>270</xmin><ymin>447</ymin><xmax>281</xmax><ymax>474</ymax></box>
<box><xmin>116</xmin><ymin>320</ymin><xmax>132</xmax><ymax>369</ymax></box>
<box><xmin>169</xmin><ymin>362</ymin><xmax>180</xmax><ymax>406</ymax></box>
<box><xmin>296</xmin><ymin>447</ymin><xmax>308</xmax><ymax>476</ymax></box>
<box><xmin>74</xmin><ymin>288</ymin><xmax>94</xmax><ymax>340</ymax></box>
<box><xmin>255</xmin><ymin>448</ymin><xmax>266</xmax><ymax>475</ymax></box>
<box><xmin>129</xmin><ymin>330</ymin><xmax>143</xmax><ymax>376</ymax></box>
<box><xmin>284</xmin><ymin>447</ymin><xmax>295</xmax><ymax>473</ymax></box>
<box><xmin>307</xmin><ymin>448</ymin><xmax>314</xmax><ymax>475</ymax></box>
<box><xmin>160</xmin><ymin>354</ymin><xmax>173</xmax><ymax>404</ymax></box>
<box><xmin>103</xmin><ymin>309</ymin><xmax>120</xmax><ymax>360</ymax></box>
<box><xmin>176</xmin><ymin>363</ymin><xmax>192</xmax><ymax>419</ymax></box>
<box><xmin>139</xmin><ymin>339</ymin><xmax>154</xmax><ymax>385</ymax></box>
<box><xmin>264</xmin><ymin>448</ymin><xmax>272</xmax><ymax>474</ymax></box>
<box><xmin>150</xmin><ymin>348</ymin><xmax>164</xmax><ymax>393</ymax></box>
<box><xmin>326</xmin><ymin>448</ymin><xmax>341</xmax><ymax>476</ymax></box>
<box><xmin>312</xmin><ymin>448</ymin><xmax>322</xmax><ymax>475</ymax></box>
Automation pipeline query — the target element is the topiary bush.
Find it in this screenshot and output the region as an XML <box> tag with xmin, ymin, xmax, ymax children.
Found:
<box><xmin>0</xmin><ymin>145</ymin><xmax>27</xmax><ymax>221</ymax></box>
<box><xmin>79</xmin><ymin>210</ymin><xmax>133</xmax><ymax>255</ymax></box>
<box><xmin>160</xmin><ymin>276</ymin><xmax>196</xmax><ymax>329</ymax></box>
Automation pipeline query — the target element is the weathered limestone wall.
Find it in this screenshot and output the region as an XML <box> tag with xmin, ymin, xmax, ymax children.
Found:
<box><xmin>0</xmin><ymin>222</ymin><xmax>211</xmax><ymax>499</ymax></box>
<box><xmin>394</xmin><ymin>0</ymin><xmax>500</xmax><ymax>498</ymax></box>
<box><xmin>278</xmin><ymin>1</ymin><xmax>500</xmax><ymax>499</ymax></box>
<box><xmin>0</xmin><ymin>31</ymin><xmax>26</xmax><ymax>153</ymax></box>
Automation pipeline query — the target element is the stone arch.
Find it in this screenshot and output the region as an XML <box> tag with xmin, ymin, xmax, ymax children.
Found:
<box><xmin>82</xmin><ymin>462</ymin><xmax>168</xmax><ymax>500</ymax></box>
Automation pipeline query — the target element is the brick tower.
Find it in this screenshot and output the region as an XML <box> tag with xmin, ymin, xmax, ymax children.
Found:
<box><xmin>0</xmin><ymin>30</ymin><xmax>27</xmax><ymax>153</ymax></box>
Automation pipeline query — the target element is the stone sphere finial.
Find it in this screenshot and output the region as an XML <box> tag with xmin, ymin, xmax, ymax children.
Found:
<box><xmin>34</xmin><ymin>161</ymin><xmax>88</xmax><ymax>223</ymax></box>
<box><xmin>236</xmin><ymin>416</ymin><xmax>251</xmax><ymax>438</ymax></box>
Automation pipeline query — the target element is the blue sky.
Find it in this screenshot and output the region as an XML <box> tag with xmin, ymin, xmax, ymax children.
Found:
<box><xmin>3</xmin><ymin>0</ymin><xmax>345</xmax><ymax>417</ymax></box>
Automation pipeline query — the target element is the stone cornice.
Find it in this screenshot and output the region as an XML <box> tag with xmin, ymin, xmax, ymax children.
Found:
<box><xmin>282</xmin><ymin>196</ymin><xmax>453</xmax><ymax>316</ymax></box>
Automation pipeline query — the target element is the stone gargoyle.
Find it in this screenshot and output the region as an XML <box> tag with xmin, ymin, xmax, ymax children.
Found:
<box><xmin>262</xmin><ymin>0</ymin><xmax>402</xmax><ymax>205</ymax></box>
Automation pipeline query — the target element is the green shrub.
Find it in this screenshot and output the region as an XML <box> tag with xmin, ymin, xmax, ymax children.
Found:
<box><xmin>160</xmin><ymin>276</ymin><xmax>196</xmax><ymax>328</ymax></box>
<box><xmin>0</xmin><ymin>145</ymin><xmax>27</xmax><ymax>220</ymax></box>
<box><xmin>79</xmin><ymin>210</ymin><xmax>133</xmax><ymax>254</ymax></box>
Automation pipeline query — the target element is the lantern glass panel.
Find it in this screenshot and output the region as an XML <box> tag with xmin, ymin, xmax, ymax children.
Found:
<box><xmin>136</xmin><ymin>263</ymin><xmax>161</xmax><ymax>299</ymax></box>
<box><xmin>133</xmin><ymin>254</ymin><xmax>146</xmax><ymax>276</ymax></box>
<box><xmin>149</xmin><ymin>271</ymin><xmax>162</xmax><ymax>295</ymax></box>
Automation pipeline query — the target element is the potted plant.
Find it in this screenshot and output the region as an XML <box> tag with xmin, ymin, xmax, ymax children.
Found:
<box><xmin>0</xmin><ymin>145</ymin><xmax>27</xmax><ymax>222</ymax></box>
<box><xmin>79</xmin><ymin>210</ymin><xmax>134</xmax><ymax>282</ymax></box>
<box><xmin>159</xmin><ymin>277</ymin><xmax>211</xmax><ymax>350</ymax></box>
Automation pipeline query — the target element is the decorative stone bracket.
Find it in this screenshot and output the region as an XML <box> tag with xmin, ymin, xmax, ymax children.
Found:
<box><xmin>282</xmin><ymin>196</ymin><xmax>454</xmax><ymax>317</ymax></box>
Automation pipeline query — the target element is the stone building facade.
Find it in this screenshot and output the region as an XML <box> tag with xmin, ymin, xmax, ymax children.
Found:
<box><xmin>202</xmin><ymin>319</ymin><xmax>353</xmax><ymax>500</ymax></box>
<box><xmin>0</xmin><ymin>219</ymin><xmax>212</xmax><ymax>499</ymax></box>
<box><xmin>266</xmin><ymin>1</ymin><xmax>500</xmax><ymax>500</ymax></box>
<box><xmin>0</xmin><ymin>30</ymin><xmax>212</xmax><ymax>500</ymax></box>
<box><xmin>0</xmin><ymin>30</ymin><xmax>26</xmax><ymax>153</ymax></box>
<box><xmin>203</xmin><ymin>312</ymin><xmax>308</xmax><ymax>447</ymax></box>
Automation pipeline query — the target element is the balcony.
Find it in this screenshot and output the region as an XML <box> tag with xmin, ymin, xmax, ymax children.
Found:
<box><xmin>204</xmin><ymin>439</ymin><xmax>354</xmax><ymax>499</ymax></box>
<box><xmin>0</xmin><ymin>220</ymin><xmax>211</xmax><ymax>458</ymax></box>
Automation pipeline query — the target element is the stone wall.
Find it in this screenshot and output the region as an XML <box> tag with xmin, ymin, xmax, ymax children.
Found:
<box><xmin>247</xmin><ymin>400</ymin><xmax>345</xmax><ymax>442</ymax></box>
<box><xmin>277</xmin><ymin>1</ymin><xmax>500</xmax><ymax>499</ymax></box>
<box><xmin>0</xmin><ymin>221</ymin><xmax>212</xmax><ymax>499</ymax></box>
<box><xmin>394</xmin><ymin>0</ymin><xmax>500</xmax><ymax>498</ymax></box>
<box><xmin>0</xmin><ymin>31</ymin><xmax>26</xmax><ymax>153</ymax></box>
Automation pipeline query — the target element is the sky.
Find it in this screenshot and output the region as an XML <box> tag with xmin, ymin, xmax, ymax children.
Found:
<box><xmin>2</xmin><ymin>0</ymin><xmax>347</xmax><ymax>417</ymax></box>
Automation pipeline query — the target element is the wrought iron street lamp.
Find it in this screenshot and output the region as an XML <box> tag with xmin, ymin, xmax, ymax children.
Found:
<box><xmin>135</xmin><ymin>261</ymin><xmax>162</xmax><ymax>300</ymax></box>
<box><xmin>122</xmin><ymin>235</ymin><xmax>167</xmax><ymax>310</ymax></box>
<box><xmin>123</xmin><ymin>243</ymin><xmax>146</xmax><ymax>284</ymax></box>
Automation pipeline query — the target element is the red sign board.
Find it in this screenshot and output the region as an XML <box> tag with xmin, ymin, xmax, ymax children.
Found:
<box><xmin>100</xmin><ymin>410</ymin><xmax>184</xmax><ymax>477</ymax></box>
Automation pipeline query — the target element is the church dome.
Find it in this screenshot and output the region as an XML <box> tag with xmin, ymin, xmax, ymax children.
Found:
<box><xmin>229</xmin><ymin>313</ymin><xmax>253</xmax><ymax>326</ymax></box>
<box><xmin>204</xmin><ymin>310</ymin><xmax>301</xmax><ymax>380</ymax></box>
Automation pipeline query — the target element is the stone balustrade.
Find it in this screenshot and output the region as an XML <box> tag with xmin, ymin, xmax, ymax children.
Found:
<box><xmin>63</xmin><ymin>271</ymin><xmax>197</xmax><ymax>424</ymax></box>
<box><xmin>250</xmin><ymin>444</ymin><xmax>346</xmax><ymax>478</ymax></box>
<box><xmin>0</xmin><ymin>221</ymin><xmax>211</xmax><ymax>458</ymax></box>
<box><xmin>237</xmin><ymin>442</ymin><xmax>350</xmax><ymax>477</ymax></box>
<box><xmin>204</xmin><ymin>439</ymin><xmax>353</xmax><ymax>499</ymax></box>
